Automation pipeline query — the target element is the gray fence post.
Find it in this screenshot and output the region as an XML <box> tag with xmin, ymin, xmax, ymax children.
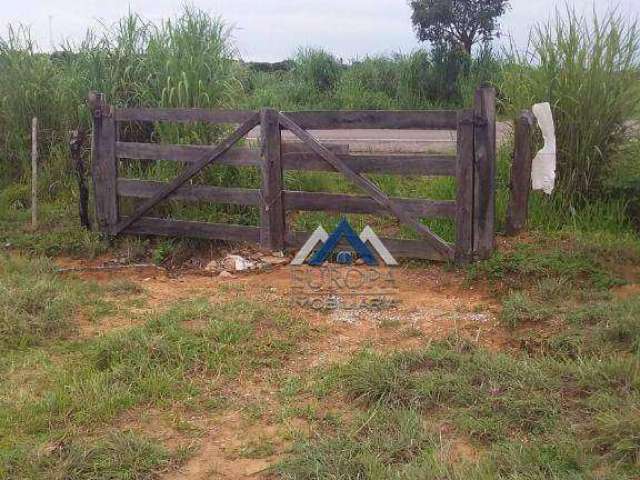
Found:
<box><xmin>473</xmin><ymin>86</ymin><xmax>497</xmax><ymax>260</ymax></box>
<box><xmin>89</xmin><ymin>92</ymin><xmax>118</xmax><ymax>234</ymax></box>
<box><xmin>259</xmin><ymin>108</ymin><xmax>285</xmax><ymax>251</ymax></box>
<box><xmin>506</xmin><ymin>110</ymin><xmax>536</xmax><ymax>235</ymax></box>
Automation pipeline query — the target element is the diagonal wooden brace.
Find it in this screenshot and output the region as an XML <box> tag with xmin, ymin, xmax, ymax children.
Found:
<box><xmin>112</xmin><ymin>113</ymin><xmax>260</xmax><ymax>236</ymax></box>
<box><xmin>278</xmin><ymin>112</ymin><xmax>454</xmax><ymax>260</ymax></box>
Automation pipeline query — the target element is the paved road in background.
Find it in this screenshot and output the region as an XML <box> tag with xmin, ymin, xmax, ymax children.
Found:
<box><xmin>248</xmin><ymin>122</ymin><xmax>511</xmax><ymax>153</ymax></box>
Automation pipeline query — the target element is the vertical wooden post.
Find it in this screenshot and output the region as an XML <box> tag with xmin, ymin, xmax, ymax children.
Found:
<box><xmin>259</xmin><ymin>108</ymin><xmax>285</xmax><ymax>251</ymax></box>
<box><xmin>88</xmin><ymin>92</ymin><xmax>118</xmax><ymax>235</ymax></box>
<box><xmin>506</xmin><ymin>111</ymin><xmax>536</xmax><ymax>236</ymax></box>
<box><xmin>455</xmin><ymin>109</ymin><xmax>475</xmax><ymax>264</ymax></box>
<box><xmin>473</xmin><ymin>86</ymin><xmax>497</xmax><ymax>260</ymax></box>
<box><xmin>31</xmin><ymin>117</ymin><xmax>38</xmax><ymax>230</ymax></box>
<box><xmin>70</xmin><ymin>128</ymin><xmax>91</xmax><ymax>229</ymax></box>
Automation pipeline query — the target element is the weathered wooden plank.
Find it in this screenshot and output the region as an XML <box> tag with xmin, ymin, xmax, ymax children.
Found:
<box><xmin>116</xmin><ymin>142</ymin><xmax>261</xmax><ymax>166</ymax></box>
<box><xmin>117</xmin><ymin>179</ymin><xmax>260</xmax><ymax>205</ymax></box>
<box><xmin>286</xmin><ymin>231</ymin><xmax>448</xmax><ymax>261</ymax></box>
<box><xmin>282</xmin><ymin>153</ymin><xmax>457</xmax><ymax>176</ymax></box>
<box><xmin>112</xmin><ymin>113</ymin><xmax>261</xmax><ymax>235</ymax></box>
<box><xmin>283</xmin><ymin>110</ymin><xmax>458</xmax><ymax>130</ymax></box>
<box><xmin>117</xmin><ymin>141</ymin><xmax>455</xmax><ymax>176</ymax></box>
<box><xmin>506</xmin><ymin>111</ymin><xmax>536</xmax><ymax>236</ymax></box>
<box><xmin>260</xmin><ymin>108</ymin><xmax>285</xmax><ymax>251</ymax></box>
<box><xmin>89</xmin><ymin>93</ymin><xmax>118</xmax><ymax>234</ymax></box>
<box><xmin>278</xmin><ymin>112</ymin><xmax>454</xmax><ymax>260</ymax></box>
<box><xmin>115</xmin><ymin>141</ymin><xmax>348</xmax><ymax>166</ymax></box>
<box><xmin>455</xmin><ymin>110</ymin><xmax>475</xmax><ymax>264</ymax></box>
<box><xmin>473</xmin><ymin>86</ymin><xmax>497</xmax><ymax>260</ymax></box>
<box><xmin>114</xmin><ymin>108</ymin><xmax>257</xmax><ymax>124</ymax></box>
<box><xmin>282</xmin><ymin>142</ymin><xmax>349</xmax><ymax>154</ymax></box>
<box><xmin>283</xmin><ymin>191</ymin><xmax>456</xmax><ymax>218</ymax></box>
<box><xmin>121</xmin><ymin>217</ymin><xmax>261</xmax><ymax>243</ymax></box>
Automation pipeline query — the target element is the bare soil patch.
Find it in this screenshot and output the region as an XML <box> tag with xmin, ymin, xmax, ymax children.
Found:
<box><xmin>55</xmin><ymin>257</ymin><xmax>508</xmax><ymax>479</ymax></box>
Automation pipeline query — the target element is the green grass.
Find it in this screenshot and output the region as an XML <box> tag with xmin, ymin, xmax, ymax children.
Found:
<box><xmin>0</xmin><ymin>254</ymin><xmax>107</xmax><ymax>348</ymax></box>
<box><xmin>0</xmin><ymin>193</ymin><xmax>107</xmax><ymax>258</ymax></box>
<box><xmin>0</xmin><ymin>255</ymin><xmax>309</xmax><ymax>478</ymax></box>
<box><xmin>1</xmin><ymin>431</ymin><xmax>180</xmax><ymax>480</ymax></box>
<box><xmin>280</xmin><ymin>326</ymin><xmax>640</xmax><ymax>478</ymax></box>
<box><xmin>468</xmin><ymin>236</ymin><xmax>627</xmax><ymax>291</ymax></box>
<box><xmin>0</xmin><ymin>7</ymin><xmax>496</xmax><ymax>191</ymax></box>
<box><xmin>0</xmin><ymin>6</ymin><xmax>640</xmax><ymax>479</ymax></box>
<box><xmin>0</xmin><ymin>255</ymin><xmax>191</xmax><ymax>479</ymax></box>
<box><xmin>2</xmin><ymin>6</ymin><xmax>638</xmax><ymax>249</ymax></box>
<box><xmin>500</xmin><ymin>291</ymin><xmax>554</xmax><ymax>327</ymax></box>
<box><xmin>275</xmin><ymin>216</ymin><xmax>640</xmax><ymax>479</ymax></box>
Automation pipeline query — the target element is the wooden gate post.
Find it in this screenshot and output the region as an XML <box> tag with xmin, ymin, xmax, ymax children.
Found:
<box><xmin>473</xmin><ymin>86</ymin><xmax>497</xmax><ymax>260</ymax></box>
<box><xmin>455</xmin><ymin>110</ymin><xmax>475</xmax><ymax>264</ymax></box>
<box><xmin>259</xmin><ymin>108</ymin><xmax>285</xmax><ymax>251</ymax></box>
<box><xmin>506</xmin><ymin>110</ymin><xmax>536</xmax><ymax>235</ymax></box>
<box><xmin>88</xmin><ymin>92</ymin><xmax>118</xmax><ymax>234</ymax></box>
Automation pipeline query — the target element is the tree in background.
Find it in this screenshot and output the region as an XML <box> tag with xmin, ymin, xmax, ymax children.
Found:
<box><xmin>410</xmin><ymin>0</ymin><xmax>510</xmax><ymax>54</ymax></box>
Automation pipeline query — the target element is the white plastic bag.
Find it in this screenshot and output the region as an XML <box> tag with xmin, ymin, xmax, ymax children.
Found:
<box><xmin>531</xmin><ymin>102</ymin><xmax>557</xmax><ymax>195</ymax></box>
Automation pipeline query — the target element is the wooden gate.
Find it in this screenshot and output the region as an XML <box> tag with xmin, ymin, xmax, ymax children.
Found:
<box><xmin>89</xmin><ymin>87</ymin><xmax>496</xmax><ymax>264</ymax></box>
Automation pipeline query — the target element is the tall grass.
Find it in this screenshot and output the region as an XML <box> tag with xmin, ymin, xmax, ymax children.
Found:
<box><xmin>4</xmin><ymin>6</ymin><xmax>638</xmax><ymax>240</ymax></box>
<box><xmin>293</xmin><ymin>48</ymin><xmax>342</xmax><ymax>94</ymax></box>
<box><xmin>0</xmin><ymin>9</ymin><xmax>500</xmax><ymax>190</ymax></box>
<box><xmin>335</xmin><ymin>56</ymin><xmax>397</xmax><ymax>109</ymax></box>
<box><xmin>0</xmin><ymin>7</ymin><xmax>242</xmax><ymax>187</ymax></box>
<box><xmin>242</xmin><ymin>47</ymin><xmax>497</xmax><ymax>111</ymax></box>
<box><xmin>0</xmin><ymin>26</ymin><xmax>68</xmax><ymax>182</ymax></box>
<box><xmin>501</xmin><ymin>7</ymin><xmax>640</xmax><ymax>201</ymax></box>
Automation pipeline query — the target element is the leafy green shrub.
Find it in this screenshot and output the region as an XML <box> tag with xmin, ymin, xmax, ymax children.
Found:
<box><xmin>396</xmin><ymin>46</ymin><xmax>471</xmax><ymax>108</ymax></box>
<box><xmin>336</xmin><ymin>56</ymin><xmax>397</xmax><ymax>109</ymax></box>
<box><xmin>293</xmin><ymin>48</ymin><xmax>342</xmax><ymax>94</ymax></box>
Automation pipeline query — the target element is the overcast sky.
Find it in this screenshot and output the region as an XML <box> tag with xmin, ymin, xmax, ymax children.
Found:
<box><xmin>1</xmin><ymin>1</ymin><xmax>639</xmax><ymax>61</ymax></box>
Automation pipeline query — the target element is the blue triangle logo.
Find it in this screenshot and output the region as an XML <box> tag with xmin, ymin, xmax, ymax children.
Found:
<box><xmin>308</xmin><ymin>218</ymin><xmax>378</xmax><ymax>266</ymax></box>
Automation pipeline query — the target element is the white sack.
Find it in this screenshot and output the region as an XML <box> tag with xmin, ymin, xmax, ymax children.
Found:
<box><xmin>531</xmin><ymin>102</ymin><xmax>557</xmax><ymax>195</ymax></box>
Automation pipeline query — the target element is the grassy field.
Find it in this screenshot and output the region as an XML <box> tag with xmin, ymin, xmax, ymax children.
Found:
<box><xmin>0</xmin><ymin>216</ymin><xmax>639</xmax><ymax>478</ymax></box>
<box><xmin>1</xmin><ymin>5</ymin><xmax>640</xmax><ymax>480</ymax></box>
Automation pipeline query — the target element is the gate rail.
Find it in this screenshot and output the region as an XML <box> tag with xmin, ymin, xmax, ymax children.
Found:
<box><xmin>89</xmin><ymin>87</ymin><xmax>496</xmax><ymax>264</ymax></box>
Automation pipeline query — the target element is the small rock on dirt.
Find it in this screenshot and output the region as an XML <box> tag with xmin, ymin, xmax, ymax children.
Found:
<box><xmin>218</xmin><ymin>271</ymin><xmax>234</xmax><ymax>279</ymax></box>
<box><xmin>258</xmin><ymin>263</ymin><xmax>274</xmax><ymax>272</ymax></box>
<box><xmin>222</xmin><ymin>255</ymin><xmax>256</xmax><ymax>272</ymax></box>
<box><xmin>205</xmin><ymin>260</ymin><xmax>219</xmax><ymax>272</ymax></box>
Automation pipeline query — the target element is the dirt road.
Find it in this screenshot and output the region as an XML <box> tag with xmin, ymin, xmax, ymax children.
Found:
<box><xmin>248</xmin><ymin>122</ymin><xmax>511</xmax><ymax>153</ymax></box>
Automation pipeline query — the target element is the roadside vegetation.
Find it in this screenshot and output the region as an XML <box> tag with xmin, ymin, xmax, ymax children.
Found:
<box><xmin>0</xmin><ymin>4</ymin><xmax>639</xmax><ymax>480</ymax></box>
<box><xmin>0</xmin><ymin>255</ymin><xmax>308</xmax><ymax>478</ymax></box>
